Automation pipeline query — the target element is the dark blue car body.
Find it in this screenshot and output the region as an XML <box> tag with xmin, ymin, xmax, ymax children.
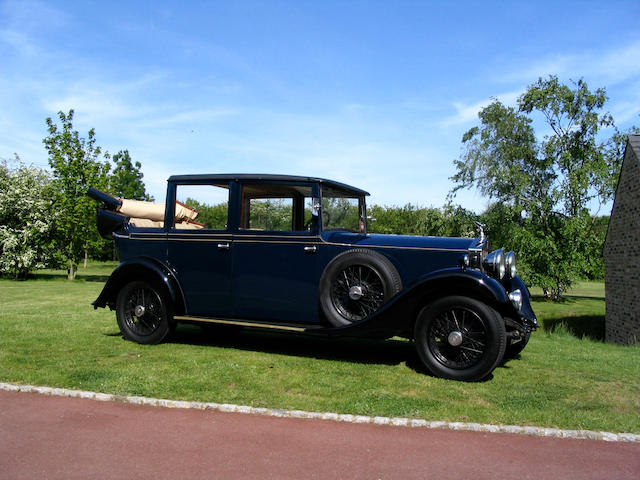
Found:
<box><xmin>90</xmin><ymin>174</ymin><xmax>537</xmax><ymax>381</ymax></box>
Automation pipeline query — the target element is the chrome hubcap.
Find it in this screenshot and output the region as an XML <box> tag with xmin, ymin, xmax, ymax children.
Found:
<box><xmin>348</xmin><ymin>285</ymin><xmax>364</xmax><ymax>301</ymax></box>
<box><xmin>447</xmin><ymin>330</ymin><xmax>463</xmax><ymax>347</ymax></box>
<box><xmin>134</xmin><ymin>305</ymin><xmax>145</xmax><ymax>318</ymax></box>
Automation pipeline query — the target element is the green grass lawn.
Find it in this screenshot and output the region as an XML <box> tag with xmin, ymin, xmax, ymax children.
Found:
<box><xmin>1</xmin><ymin>265</ymin><xmax>638</xmax><ymax>433</ymax></box>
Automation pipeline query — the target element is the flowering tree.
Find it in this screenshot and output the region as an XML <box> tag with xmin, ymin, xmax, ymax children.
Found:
<box><xmin>0</xmin><ymin>157</ymin><xmax>58</xmax><ymax>279</ymax></box>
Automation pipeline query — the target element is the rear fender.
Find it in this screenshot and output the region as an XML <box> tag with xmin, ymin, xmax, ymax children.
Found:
<box><xmin>93</xmin><ymin>257</ymin><xmax>185</xmax><ymax>314</ymax></box>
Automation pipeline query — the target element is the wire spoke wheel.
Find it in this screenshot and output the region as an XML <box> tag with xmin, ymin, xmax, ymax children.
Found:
<box><xmin>116</xmin><ymin>281</ymin><xmax>172</xmax><ymax>344</ymax></box>
<box><xmin>320</xmin><ymin>249</ymin><xmax>402</xmax><ymax>327</ymax></box>
<box><xmin>414</xmin><ymin>296</ymin><xmax>506</xmax><ymax>381</ymax></box>
<box><xmin>427</xmin><ymin>307</ymin><xmax>488</xmax><ymax>369</ymax></box>
<box><xmin>122</xmin><ymin>286</ymin><xmax>163</xmax><ymax>336</ymax></box>
<box><xmin>331</xmin><ymin>264</ymin><xmax>385</xmax><ymax>322</ymax></box>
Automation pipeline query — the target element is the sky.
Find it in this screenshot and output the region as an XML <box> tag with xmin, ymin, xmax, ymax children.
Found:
<box><xmin>1</xmin><ymin>0</ymin><xmax>639</xmax><ymax>211</ymax></box>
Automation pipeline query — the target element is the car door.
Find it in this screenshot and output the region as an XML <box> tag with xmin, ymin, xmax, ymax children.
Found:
<box><xmin>166</xmin><ymin>181</ymin><xmax>234</xmax><ymax>317</ymax></box>
<box><xmin>231</xmin><ymin>181</ymin><xmax>323</xmax><ymax>324</ymax></box>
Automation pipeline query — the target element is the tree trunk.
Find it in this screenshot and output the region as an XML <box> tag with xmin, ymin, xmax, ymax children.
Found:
<box><xmin>68</xmin><ymin>260</ymin><xmax>77</xmax><ymax>280</ymax></box>
<box><xmin>84</xmin><ymin>249</ymin><xmax>88</xmax><ymax>268</ymax></box>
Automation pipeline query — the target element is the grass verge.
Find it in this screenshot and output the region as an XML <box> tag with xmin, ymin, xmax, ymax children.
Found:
<box><xmin>1</xmin><ymin>267</ymin><xmax>638</xmax><ymax>433</ymax></box>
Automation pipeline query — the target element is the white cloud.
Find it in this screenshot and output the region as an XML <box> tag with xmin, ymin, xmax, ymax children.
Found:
<box><xmin>501</xmin><ymin>40</ymin><xmax>640</xmax><ymax>87</ymax></box>
<box><xmin>439</xmin><ymin>89</ymin><xmax>522</xmax><ymax>127</ymax></box>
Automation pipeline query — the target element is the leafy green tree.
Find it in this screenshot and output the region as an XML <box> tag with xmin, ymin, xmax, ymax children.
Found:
<box><xmin>368</xmin><ymin>204</ymin><xmax>427</xmax><ymax>235</ymax></box>
<box><xmin>184</xmin><ymin>198</ymin><xmax>228</xmax><ymax>229</ymax></box>
<box><xmin>438</xmin><ymin>204</ymin><xmax>478</xmax><ymax>238</ymax></box>
<box><xmin>369</xmin><ymin>203</ymin><xmax>478</xmax><ymax>237</ymax></box>
<box><xmin>43</xmin><ymin>110</ymin><xmax>111</xmax><ymax>280</ymax></box>
<box><xmin>109</xmin><ymin>150</ymin><xmax>152</xmax><ymax>201</ymax></box>
<box><xmin>0</xmin><ymin>157</ymin><xmax>59</xmax><ymax>279</ymax></box>
<box><xmin>451</xmin><ymin>76</ymin><xmax>626</xmax><ymax>299</ymax></box>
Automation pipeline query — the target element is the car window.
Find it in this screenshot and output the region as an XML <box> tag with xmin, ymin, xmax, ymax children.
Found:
<box><xmin>174</xmin><ymin>184</ymin><xmax>229</xmax><ymax>230</ymax></box>
<box><xmin>240</xmin><ymin>184</ymin><xmax>314</xmax><ymax>232</ymax></box>
<box><xmin>322</xmin><ymin>186</ymin><xmax>366</xmax><ymax>233</ymax></box>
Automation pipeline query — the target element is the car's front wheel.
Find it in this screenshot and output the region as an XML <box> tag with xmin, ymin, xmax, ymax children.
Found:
<box><xmin>116</xmin><ymin>281</ymin><xmax>173</xmax><ymax>344</ymax></box>
<box><xmin>414</xmin><ymin>296</ymin><xmax>506</xmax><ymax>381</ymax></box>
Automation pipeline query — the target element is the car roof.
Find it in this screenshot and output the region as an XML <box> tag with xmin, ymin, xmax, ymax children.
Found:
<box><xmin>167</xmin><ymin>173</ymin><xmax>370</xmax><ymax>196</ymax></box>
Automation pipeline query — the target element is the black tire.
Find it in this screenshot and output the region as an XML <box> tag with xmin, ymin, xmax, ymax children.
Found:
<box><xmin>116</xmin><ymin>281</ymin><xmax>172</xmax><ymax>344</ymax></box>
<box><xmin>320</xmin><ymin>249</ymin><xmax>402</xmax><ymax>327</ymax></box>
<box><xmin>414</xmin><ymin>296</ymin><xmax>506</xmax><ymax>381</ymax></box>
<box><xmin>504</xmin><ymin>329</ymin><xmax>531</xmax><ymax>359</ymax></box>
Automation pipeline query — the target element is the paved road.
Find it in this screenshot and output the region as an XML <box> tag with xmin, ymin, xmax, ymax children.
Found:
<box><xmin>1</xmin><ymin>390</ymin><xmax>638</xmax><ymax>479</ymax></box>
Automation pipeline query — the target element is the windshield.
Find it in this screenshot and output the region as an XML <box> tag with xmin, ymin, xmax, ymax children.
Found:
<box><xmin>321</xmin><ymin>186</ymin><xmax>366</xmax><ymax>233</ymax></box>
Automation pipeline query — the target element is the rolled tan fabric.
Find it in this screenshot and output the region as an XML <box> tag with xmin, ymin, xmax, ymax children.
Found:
<box><xmin>118</xmin><ymin>199</ymin><xmax>198</xmax><ymax>221</ymax></box>
<box><xmin>175</xmin><ymin>201</ymin><xmax>198</xmax><ymax>220</ymax></box>
<box><xmin>128</xmin><ymin>218</ymin><xmax>164</xmax><ymax>228</ymax></box>
<box><xmin>119</xmin><ymin>199</ymin><xmax>165</xmax><ymax>221</ymax></box>
<box><xmin>174</xmin><ymin>219</ymin><xmax>205</xmax><ymax>230</ymax></box>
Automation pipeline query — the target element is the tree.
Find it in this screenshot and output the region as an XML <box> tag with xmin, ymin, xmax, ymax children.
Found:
<box><xmin>43</xmin><ymin>110</ymin><xmax>111</xmax><ymax>280</ymax></box>
<box><xmin>109</xmin><ymin>150</ymin><xmax>152</xmax><ymax>201</ymax></box>
<box><xmin>368</xmin><ymin>203</ymin><xmax>478</xmax><ymax>238</ymax></box>
<box><xmin>0</xmin><ymin>157</ymin><xmax>58</xmax><ymax>279</ymax></box>
<box><xmin>451</xmin><ymin>76</ymin><xmax>626</xmax><ymax>299</ymax></box>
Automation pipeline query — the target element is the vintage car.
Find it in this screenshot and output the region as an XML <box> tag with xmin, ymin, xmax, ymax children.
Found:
<box><xmin>88</xmin><ymin>174</ymin><xmax>537</xmax><ymax>381</ymax></box>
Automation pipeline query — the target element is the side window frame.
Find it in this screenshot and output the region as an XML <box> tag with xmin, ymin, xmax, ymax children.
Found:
<box><xmin>165</xmin><ymin>180</ymin><xmax>232</xmax><ymax>233</ymax></box>
<box><xmin>235</xmin><ymin>181</ymin><xmax>320</xmax><ymax>236</ymax></box>
<box><xmin>319</xmin><ymin>184</ymin><xmax>368</xmax><ymax>234</ymax></box>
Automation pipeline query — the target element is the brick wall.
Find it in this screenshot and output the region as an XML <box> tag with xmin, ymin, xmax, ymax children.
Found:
<box><xmin>604</xmin><ymin>135</ymin><xmax>640</xmax><ymax>345</ymax></box>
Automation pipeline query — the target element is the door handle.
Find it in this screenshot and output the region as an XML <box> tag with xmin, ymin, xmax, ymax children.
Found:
<box><xmin>304</xmin><ymin>245</ymin><xmax>317</xmax><ymax>253</ymax></box>
<box><xmin>217</xmin><ymin>243</ymin><xmax>230</xmax><ymax>250</ymax></box>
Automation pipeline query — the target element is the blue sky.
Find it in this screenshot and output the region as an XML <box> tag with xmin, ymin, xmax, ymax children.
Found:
<box><xmin>1</xmin><ymin>0</ymin><xmax>639</xmax><ymax>210</ymax></box>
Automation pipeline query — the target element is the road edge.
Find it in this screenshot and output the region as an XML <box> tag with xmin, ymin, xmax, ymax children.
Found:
<box><xmin>2</xmin><ymin>382</ymin><xmax>638</xmax><ymax>443</ymax></box>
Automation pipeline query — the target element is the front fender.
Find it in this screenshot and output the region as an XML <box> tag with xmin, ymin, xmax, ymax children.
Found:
<box><xmin>327</xmin><ymin>267</ymin><xmax>509</xmax><ymax>338</ymax></box>
<box><xmin>93</xmin><ymin>256</ymin><xmax>185</xmax><ymax>314</ymax></box>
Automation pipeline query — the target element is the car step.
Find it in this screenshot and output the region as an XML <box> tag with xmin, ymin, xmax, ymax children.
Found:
<box><xmin>173</xmin><ymin>315</ymin><xmax>324</xmax><ymax>333</ymax></box>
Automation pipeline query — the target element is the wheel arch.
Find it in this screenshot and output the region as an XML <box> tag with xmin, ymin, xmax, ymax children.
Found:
<box><xmin>408</xmin><ymin>269</ymin><xmax>508</xmax><ymax>318</ymax></box>
<box><xmin>93</xmin><ymin>257</ymin><xmax>186</xmax><ymax>315</ymax></box>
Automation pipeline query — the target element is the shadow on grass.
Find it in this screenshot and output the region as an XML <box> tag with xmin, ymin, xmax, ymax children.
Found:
<box><xmin>29</xmin><ymin>272</ymin><xmax>111</xmax><ymax>283</ymax></box>
<box><xmin>167</xmin><ymin>324</ymin><xmax>419</xmax><ymax>369</ymax></box>
<box><xmin>102</xmin><ymin>325</ymin><xmax>501</xmax><ymax>381</ymax></box>
<box><xmin>543</xmin><ymin>315</ymin><xmax>605</xmax><ymax>341</ymax></box>
<box><xmin>161</xmin><ymin>324</ymin><xmax>496</xmax><ymax>381</ymax></box>
<box><xmin>530</xmin><ymin>295</ymin><xmax>605</xmax><ymax>303</ymax></box>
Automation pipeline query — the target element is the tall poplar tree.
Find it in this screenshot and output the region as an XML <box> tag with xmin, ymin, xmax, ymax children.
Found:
<box><xmin>43</xmin><ymin>110</ymin><xmax>111</xmax><ymax>279</ymax></box>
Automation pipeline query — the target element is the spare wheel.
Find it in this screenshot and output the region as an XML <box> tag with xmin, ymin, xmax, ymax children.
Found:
<box><xmin>319</xmin><ymin>249</ymin><xmax>402</xmax><ymax>327</ymax></box>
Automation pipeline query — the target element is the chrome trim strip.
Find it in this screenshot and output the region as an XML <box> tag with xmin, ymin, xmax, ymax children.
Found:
<box><xmin>129</xmin><ymin>232</ymin><xmax>471</xmax><ymax>252</ymax></box>
<box><xmin>129</xmin><ymin>236</ymin><xmax>167</xmax><ymax>241</ymax></box>
<box><xmin>320</xmin><ymin>239</ymin><xmax>470</xmax><ymax>253</ymax></box>
<box><xmin>234</xmin><ymin>233</ymin><xmax>318</xmax><ymax>239</ymax></box>
<box><xmin>174</xmin><ymin>315</ymin><xmax>307</xmax><ymax>332</ymax></box>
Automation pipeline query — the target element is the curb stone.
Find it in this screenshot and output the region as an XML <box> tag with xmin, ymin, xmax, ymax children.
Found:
<box><xmin>2</xmin><ymin>382</ymin><xmax>638</xmax><ymax>443</ymax></box>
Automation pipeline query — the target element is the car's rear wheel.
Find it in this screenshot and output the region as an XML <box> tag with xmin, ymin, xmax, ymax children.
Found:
<box><xmin>116</xmin><ymin>280</ymin><xmax>172</xmax><ymax>344</ymax></box>
<box><xmin>414</xmin><ymin>296</ymin><xmax>506</xmax><ymax>381</ymax></box>
<box><xmin>320</xmin><ymin>249</ymin><xmax>402</xmax><ymax>327</ymax></box>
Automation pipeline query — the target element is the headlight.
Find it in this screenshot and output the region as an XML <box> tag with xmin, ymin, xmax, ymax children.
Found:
<box><xmin>508</xmin><ymin>289</ymin><xmax>523</xmax><ymax>311</ymax></box>
<box><xmin>505</xmin><ymin>251</ymin><xmax>516</xmax><ymax>278</ymax></box>
<box><xmin>482</xmin><ymin>248</ymin><xmax>506</xmax><ymax>279</ymax></box>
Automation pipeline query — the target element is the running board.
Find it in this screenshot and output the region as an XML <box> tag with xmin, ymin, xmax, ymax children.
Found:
<box><xmin>173</xmin><ymin>315</ymin><xmax>321</xmax><ymax>333</ymax></box>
